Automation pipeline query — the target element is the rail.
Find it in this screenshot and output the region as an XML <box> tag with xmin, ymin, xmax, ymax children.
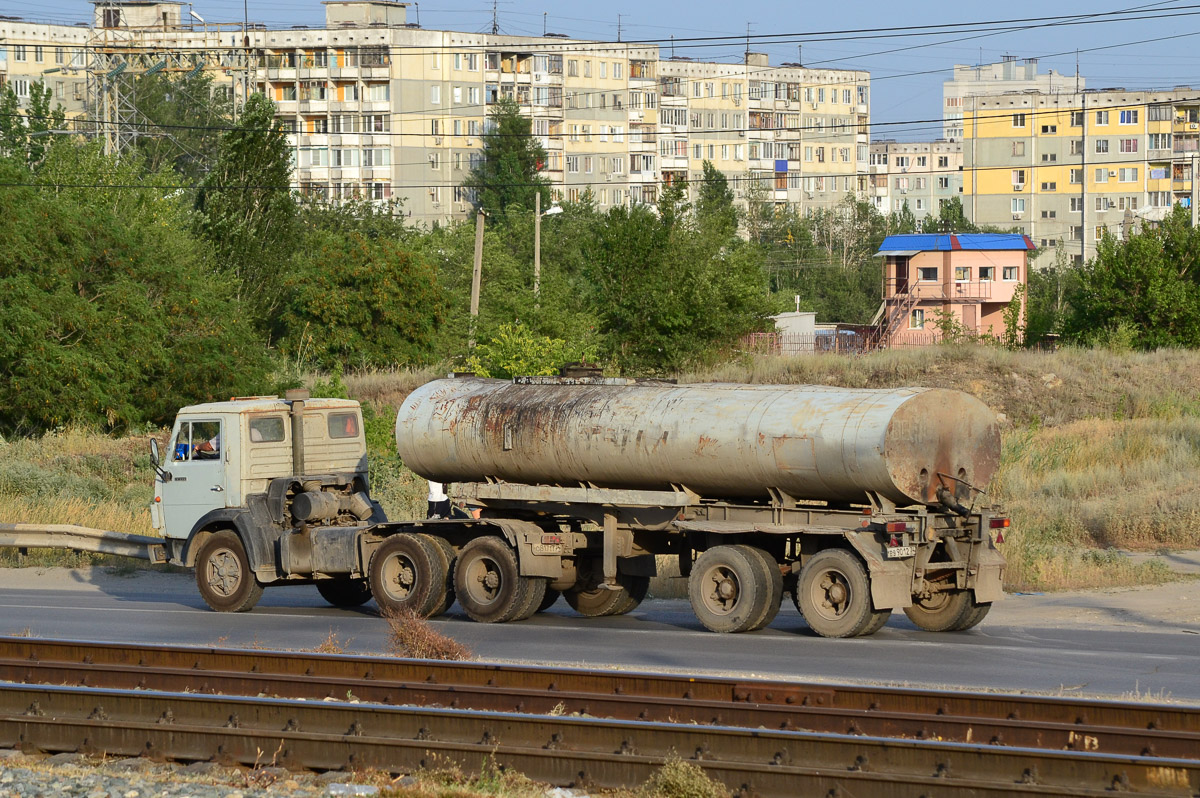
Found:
<box><xmin>0</xmin><ymin>638</ymin><xmax>1196</xmax><ymax>796</ymax></box>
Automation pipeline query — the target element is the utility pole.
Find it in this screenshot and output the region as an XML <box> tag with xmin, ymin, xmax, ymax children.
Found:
<box><xmin>534</xmin><ymin>192</ymin><xmax>542</xmax><ymax>299</ymax></box>
<box><xmin>616</xmin><ymin>14</ymin><xmax>623</xmax><ymax>43</ymax></box>
<box><xmin>469</xmin><ymin>212</ymin><xmax>485</xmax><ymax>348</ymax></box>
<box><xmin>490</xmin><ymin>0</ymin><xmax>498</xmax><ymax>35</ymax></box>
<box><xmin>1192</xmin><ymin>153</ymin><xmax>1198</xmax><ymax>229</ymax></box>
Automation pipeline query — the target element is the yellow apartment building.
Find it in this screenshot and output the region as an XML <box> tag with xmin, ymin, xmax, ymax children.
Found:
<box><xmin>964</xmin><ymin>87</ymin><xmax>1197</xmax><ymax>264</ymax></box>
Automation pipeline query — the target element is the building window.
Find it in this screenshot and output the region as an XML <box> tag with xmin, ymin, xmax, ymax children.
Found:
<box><xmin>1040</xmin><ymin>124</ymin><xmax>1056</xmax><ymax>134</ymax></box>
<box><xmin>1011</xmin><ymin>141</ymin><xmax>1025</xmax><ymax>156</ymax></box>
<box><xmin>1070</xmin><ymin>168</ymin><xmax>1082</xmax><ymax>184</ymax></box>
<box><xmin>1040</xmin><ymin>181</ymin><xmax>1056</xmax><ymax>191</ymax></box>
<box><xmin>1041</xmin><ymin>153</ymin><xmax>1057</xmax><ymax>162</ymax></box>
<box><xmin>1119</xmin><ymin>109</ymin><xmax>1138</xmax><ymax>125</ymax></box>
<box><xmin>910</xmin><ymin>309</ymin><xmax>925</xmax><ymax>329</ymax></box>
<box><xmin>980</xmin><ymin>266</ymin><xmax>995</xmax><ymax>281</ymax></box>
<box><xmin>1095</xmin><ymin>139</ymin><xmax>1109</xmax><ymax>153</ymax></box>
<box><xmin>1041</xmin><ymin>210</ymin><xmax>1057</xmax><ymax>219</ymax></box>
<box><xmin>1012</xmin><ymin>113</ymin><xmax>1026</xmax><ymax>127</ymax></box>
<box><xmin>1120</xmin><ymin>138</ymin><xmax>1138</xmax><ymax>153</ymax></box>
<box><xmin>917</xmin><ymin>267</ymin><xmax>938</xmax><ymax>282</ymax></box>
<box><xmin>1011</xmin><ymin>198</ymin><xmax>1026</xmax><ymax>214</ymax></box>
<box><xmin>1119</xmin><ymin>167</ymin><xmax>1138</xmax><ymax>182</ymax></box>
<box><xmin>1003</xmin><ymin>266</ymin><xmax>1019</xmax><ymax>281</ymax></box>
<box><xmin>1070</xmin><ymin>111</ymin><xmax>1084</xmax><ymax>126</ymax></box>
<box><xmin>1011</xmin><ymin>169</ymin><xmax>1025</xmax><ymax>190</ymax></box>
<box><xmin>1096</xmin><ymin>110</ymin><xmax>1109</xmax><ymax>125</ymax></box>
<box><xmin>1070</xmin><ymin>197</ymin><xmax>1083</xmax><ymax>211</ymax></box>
<box><xmin>954</xmin><ymin>266</ymin><xmax>970</xmax><ymax>282</ymax></box>
<box><xmin>1095</xmin><ymin>168</ymin><xmax>1108</xmax><ymax>183</ymax></box>
<box><xmin>938</xmin><ymin>177</ymin><xmax>949</xmax><ymax>188</ymax></box>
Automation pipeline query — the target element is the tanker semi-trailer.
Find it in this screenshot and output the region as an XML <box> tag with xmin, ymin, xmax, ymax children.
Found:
<box><xmin>392</xmin><ymin>376</ymin><xmax>1009</xmax><ymax>638</ymax></box>
<box><xmin>1</xmin><ymin>378</ymin><xmax>1008</xmax><ymax>638</ymax></box>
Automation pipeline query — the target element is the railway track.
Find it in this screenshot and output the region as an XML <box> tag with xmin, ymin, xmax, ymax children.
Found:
<box><xmin>1</xmin><ymin>639</ymin><xmax>1197</xmax><ymax>796</ymax></box>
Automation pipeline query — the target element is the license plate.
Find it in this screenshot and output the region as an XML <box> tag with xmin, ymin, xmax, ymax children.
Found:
<box><xmin>886</xmin><ymin>545</ymin><xmax>916</xmax><ymax>559</ymax></box>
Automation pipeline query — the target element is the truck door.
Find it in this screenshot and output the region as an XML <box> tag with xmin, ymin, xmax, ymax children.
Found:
<box><xmin>159</xmin><ymin>419</ymin><xmax>228</xmax><ymax>540</ymax></box>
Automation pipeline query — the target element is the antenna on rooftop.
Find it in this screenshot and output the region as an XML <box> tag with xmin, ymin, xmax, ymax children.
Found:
<box><xmin>617</xmin><ymin>14</ymin><xmax>623</xmax><ymax>43</ymax></box>
<box><xmin>490</xmin><ymin>0</ymin><xmax>498</xmax><ymax>35</ymax></box>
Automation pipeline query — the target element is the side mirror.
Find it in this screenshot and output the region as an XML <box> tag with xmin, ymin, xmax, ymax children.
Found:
<box><xmin>149</xmin><ymin>438</ymin><xmax>161</xmax><ymax>467</ymax></box>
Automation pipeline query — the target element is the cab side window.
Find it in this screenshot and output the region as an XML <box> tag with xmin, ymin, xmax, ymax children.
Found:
<box><xmin>249</xmin><ymin>415</ymin><xmax>286</xmax><ymax>443</ymax></box>
<box><xmin>171</xmin><ymin>421</ymin><xmax>222</xmax><ymax>461</ymax></box>
<box><xmin>328</xmin><ymin>412</ymin><xmax>360</xmax><ymax>439</ymax></box>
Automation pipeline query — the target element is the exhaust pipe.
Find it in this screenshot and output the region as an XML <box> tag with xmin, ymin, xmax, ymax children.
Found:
<box><xmin>286</xmin><ymin>388</ymin><xmax>310</xmax><ymax>477</ymax></box>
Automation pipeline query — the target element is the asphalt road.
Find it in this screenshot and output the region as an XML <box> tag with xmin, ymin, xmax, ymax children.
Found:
<box><xmin>0</xmin><ymin>567</ymin><xmax>1197</xmax><ymax>702</ymax></box>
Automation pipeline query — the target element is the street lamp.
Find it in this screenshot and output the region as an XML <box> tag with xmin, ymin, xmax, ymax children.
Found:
<box><xmin>534</xmin><ymin>192</ymin><xmax>562</xmax><ymax>299</ymax></box>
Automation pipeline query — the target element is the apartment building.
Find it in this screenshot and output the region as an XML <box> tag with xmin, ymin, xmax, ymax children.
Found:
<box><xmin>0</xmin><ymin>17</ymin><xmax>90</xmax><ymax>118</ymax></box>
<box><xmin>963</xmin><ymin>87</ymin><xmax>1199</xmax><ymax>264</ymax></box>
<box><xmin>17</xmin><ymin>0</ymin><xmax>871</xmax><ymax>225</ymax></box>
<box><xmin>658</xmin><ymin>55</ymin><xmax>869</xmax><ymax>212</ymax></box>
<box><xmin>867</xmin><ymin>140</ymin><xmax>962</xmax><ymax>222</ymax></box>
<box><xmin>943</xmin><ymin>56</ymin><xmax>1079</xmax><ymax>141</ymax></box>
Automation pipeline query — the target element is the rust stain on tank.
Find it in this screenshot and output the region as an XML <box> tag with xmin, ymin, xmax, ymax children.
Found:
<box><xmin>695</xmin><ymin>435</ymin><xmax>717</xmax><ymax>456</ymax></box>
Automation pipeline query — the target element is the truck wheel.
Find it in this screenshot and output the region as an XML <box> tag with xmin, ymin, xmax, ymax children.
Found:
<box><xmin>316</xmin><ymin>579</ymin><xmax>372</xmax><ymax>608</ymax></box>
<box><xmin>421</xmin><ymin>534</ymin><xmax>457</xmax><ymax>617</ymax></box>
<box><xmin>537</xmin><ymin>588</ymin><xmax>561</xmax><ymax>612</ymax></box>
<box><xmin>797</xmin><ymin>549</ymin><xmax>885</xmax><ymax>638</ymax></box>
<box><xmin>743</xmin><ymin>547</ymin><xmax>784</xmax><ymax>631</ymax></box>
<box><xmin>453</xmin><ymin>536</ymin><xmax>531</xmax><ymax>623</ymax></box>
<box><xmin>952</xmin><ymin>600</ymin><xmax>992</xmax><ymax>631</ymax></box>
<box><xmin>195</xmin><ymin>530</ymin><xmax>263</xmax><ymax>613</ymax></box>
<box><xmin>905</xmin><ymin>590</ymin><xmax>985</xmax><ymax>632</ymax></box>
<box><xmin>565</xmin><ymin>573</ymin><xmax>648</xmax><ymax>617</ymax></box>
<box><xmin>509</xmin><ymin>576</ymin><xmax>549</xmax><ymax>622</ymax></box>
<box><xmin>369</xmin><ymin>534</ymin><xmax>444</xmax><ymax>618</ymax></box>
<box><xmin>688</xmin><ymin>545</ymin><xmax>770</xmax><ymax>633</ymax></box>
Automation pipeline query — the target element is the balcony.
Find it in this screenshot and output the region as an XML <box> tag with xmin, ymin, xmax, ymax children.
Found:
<box><xmin>1149</xmin><ymin>148</ymin><xmax>1172</xmax><ymax>162</ymax></box>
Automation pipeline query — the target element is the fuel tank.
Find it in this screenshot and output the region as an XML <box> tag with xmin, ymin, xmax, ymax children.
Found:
<box><xmin>395</xmin><ymin>378</ymin><xmax>1002</xmax><ymax>507</ymax></box>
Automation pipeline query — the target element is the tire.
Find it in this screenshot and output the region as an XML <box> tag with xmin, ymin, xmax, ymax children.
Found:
<box><xmin>952</xmin><ymin>600</ymin><xmax>992</xmax><ymax>631</ymax></box>
<box><xmin>509</xmin><ymin>576</ymin><xmax>549</xmax><ymax>622</ymax></box>
<box><xmin>565</xmin><ymin>573</ymin><xmax>649</xmax><ymax>617</ymax></box>
<box><xmin>797</xmin><ymin>549</ymin><xmax>881</xmax><ymax>638</ymax></box>
<box><xmin>315</xmin><ymin>578</ymin><xmax>372</xmax><ymax>608</ymax></box>
<box><xmin>904</xmin><ymin>589</ymin><xmax>979</xmax><ymax>632</ymax></box>
<box><xmin>195</xmin><ymin>530</ymin><xmax>263</xmax><ymax>613</ymax></box>
<box><xmin>537</xmin><ymin>588</ymin><xmax>561</xmax><ymax>612</ymax></box>
<box><xmin>688</xmin><ymin>545</ymin><xmax>771</xmax><ymax>633</ymax></box>
<box><xmin>743</xmin><ymin>547</ymin><xmax>784</xmax><ymax>631</ymax></box>
<box><xmin>369</xmin><ymin>534</ymin><xmax>444</xmax><ymax>618</ymax></box>
<box><xmin>422</xmin><ymin>534</ymin><xmax>457</xmax><ymax>617</ymax></box>
<box><xmin>453</xmin><ymin>536</ymin><xmax>530</xmax><ymax>623</ymax></box>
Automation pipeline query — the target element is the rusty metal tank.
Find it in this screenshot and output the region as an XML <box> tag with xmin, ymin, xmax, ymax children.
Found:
<box><xmin>395</xmin><ymin>378</ymin><xmax>1002</xmax><ymax>507</ymax></box>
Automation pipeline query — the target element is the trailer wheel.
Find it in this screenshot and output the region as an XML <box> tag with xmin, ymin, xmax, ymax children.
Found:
<box><xmin>565</xmin><ymin>573</ymin><xmax>648</xmax><ymax>617</ymax></box>
<box><xmin>509</xmin><ymin>576</ymin><xmax>549</xmax><ymax>622</ymax></box>
<box><xmin>743</xmin><ymin>547</ymin><xmax>784</xmax><ymax>631</ymax></box>
<box><xmin>369</xmin><ymin>534</ymin><xmax>444</xmax><ymax>618</ymax></box>
<box><xmin>195</xmin><ymin>530</ymin><xmax>263</xmax><ymax>613</ymax></box>
<box><xmin>905</xmin><ymin>590</ymin><xmax>987</xmax><ymax>632</ymax></box>
<box><xmin>453</xmin><ymin>536</ymin><xmax>531</xmax><ymax>623</ymax></box>
<box><xmin>952</xmin><ymin>600</ymin><xmax>992</xmax><ymax>631</ymax></box>
<box><xmin>315</xmin><ymin>579</ymin><xmax>372</xmax><ymax>608</ymax></box>
<box><xmin>688</xmin><ymin>545</ymin><xmax>770</xmax><ymax>633</ymax></box>
<box><xmin>797</xmin><ymin>549</ymin><xmax>885</xmax><ymax>638</ymax></box>
<box><xmin>421</xmin><ymin>534</ymin><xmax>457</xmax><ymax>617</ymax></box>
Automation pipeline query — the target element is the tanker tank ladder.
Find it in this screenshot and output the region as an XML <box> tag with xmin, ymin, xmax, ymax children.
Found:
<box><xmin>869</xmin><ymin>286</ymin><xmax>921</xmax><ymax>350</ymax></box>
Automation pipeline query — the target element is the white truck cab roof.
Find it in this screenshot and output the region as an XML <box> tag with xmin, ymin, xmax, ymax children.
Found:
<box><xmin>176</xmin><ymin>396</ymin><xmax>361</xmax><ymax>415</ymax></box>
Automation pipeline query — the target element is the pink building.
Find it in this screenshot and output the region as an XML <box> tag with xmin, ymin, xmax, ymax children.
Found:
<box><xmin>874</xmin><ymin>233</ymin><xmax>1034</xmax><ymax>347</ymax></box>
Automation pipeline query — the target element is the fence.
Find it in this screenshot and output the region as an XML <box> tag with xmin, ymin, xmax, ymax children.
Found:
<box><xmin>743</xmin><ymin>331</ymin><xmax>941</xmax><ymax>356</ymax></box>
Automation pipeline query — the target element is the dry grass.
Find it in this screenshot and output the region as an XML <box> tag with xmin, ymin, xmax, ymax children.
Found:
<box><xmin>382</xmin><ymin>607</ymin><xmax>473</xmax><ymax>660</ymax></box>
<box><xmin>343</xmin><ymin>366</ymin><xmax>443</xmax><ymax>412</ymax></box>
<box><xmin>307</xmin><ymin>629</ymin><xmax>350</xmax><ymax>654</ymax></box>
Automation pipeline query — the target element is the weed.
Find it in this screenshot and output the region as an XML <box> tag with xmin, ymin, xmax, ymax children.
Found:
<box><xmin>307</xmin><ymin>629</ymin><xmax>348</xmax><ymax>655</ymax></box>
<box><xmin>639</xmin><ymin>756</ymin><xmax>727</xmax><ymax>798</ymax></box>
<box><xmin>381</xmin><ymin>607</ymin><xmax>472</xmax><ymax>661</ymax></box>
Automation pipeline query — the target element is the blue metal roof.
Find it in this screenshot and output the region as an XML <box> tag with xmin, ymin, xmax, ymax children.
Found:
<box><xmin>877</xmin><ymin>233</ymin><xmax>1035</xmax><ymax>253</ymax></box>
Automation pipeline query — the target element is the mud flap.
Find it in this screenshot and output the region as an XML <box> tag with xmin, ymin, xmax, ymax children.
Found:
<box><xmin>970</xmin><ymin>544</ymin><xmax>1006</xmax><ymax>604</ymax></box>
<box><xmin>844</xmin><ymin>531</ymin><xmax>914</xmax><ymax>610</ymax></box>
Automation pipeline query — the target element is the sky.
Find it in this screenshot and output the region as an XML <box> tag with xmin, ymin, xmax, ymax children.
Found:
<box><xmin>11</xmin><ymin>0</ymin><xmax>1200</xmax><ymax>139</ymax></box>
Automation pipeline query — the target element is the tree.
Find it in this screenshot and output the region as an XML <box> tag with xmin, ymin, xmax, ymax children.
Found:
<box><xmin>279</xmin><ymin>229</ymin><xmax>446</xmax><ymax>370</ymax></box>
<box><xmin>696</xmin><ymin>160</ymin><xmax>737</xmax><ymax>239</ymax></box>
<box><xmin>1064</xmin><ymin>208</ymin><xmax>1200</xmax><ymax>348</ymax></box>
<box><xmin>129</xmin><ymin>71</ymin><xmax>233</xmax><ymax>182</ymax></box>
<box><xmin>195</xmin><ymin>92</ymin><xmax>297</xmax><ymax>319</ymax></box>
<box><xmin>0</xmin><ymin>158</ymin><xmax>276</xmax><ymax>432</ymax></box>
<box><xmin>588</xmin><ymin>204</ymin><xmax>770</xmax><ymax>372</ymax></box>
<box><xmin>462</xmin><ymin>96</ymin><xmax>550</xmax><ymax>215</ymax></box>
<box><xmin>0</xmin><ymin>81</ymin><xmax>66</xmax><ymax>170</ymax></box>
